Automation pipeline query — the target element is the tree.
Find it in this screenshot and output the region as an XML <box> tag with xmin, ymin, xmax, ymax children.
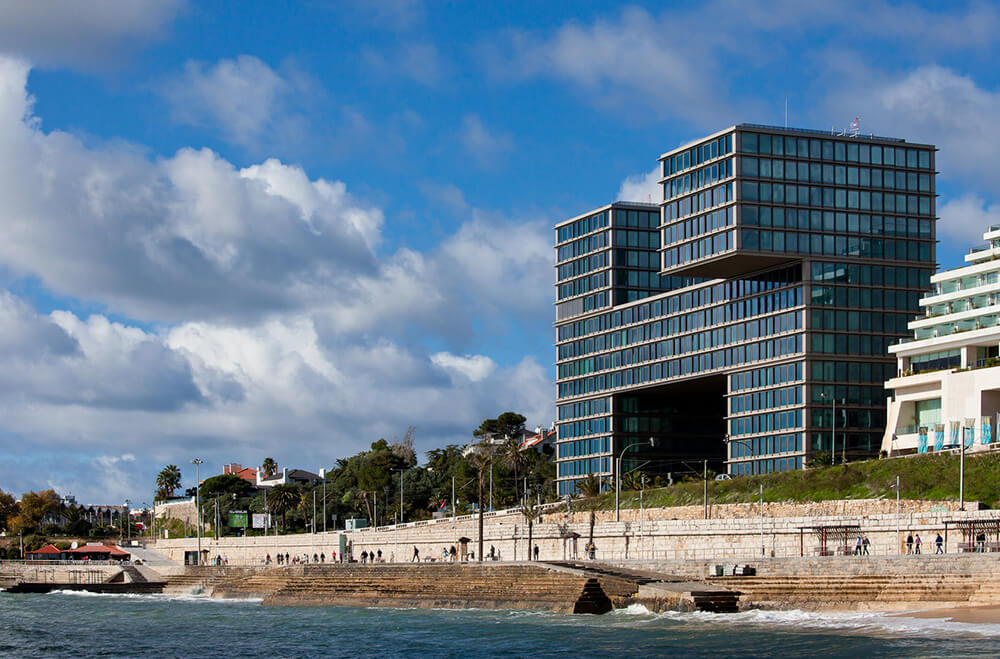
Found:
<box><xmin>0</xmin><ymin>488</ymin><xmax>17</xmax><ymax>532</ymax></box>
<box><xmin>622</xmin><ymin>470</ymin><xmax>647</xmax><ymax>492</ymax></box>
<box><xmin>468</xmin><ymin>443</ymin><xmax>496</xmax><ymax>562</ymax></box>
<box><xmin>9</xmin><ymin>490</ymin><xmax>61</xmax><ymax>534</ymax></box>
<box><xmin>474</xmin><ymin>412</ymin><xmax>527</xmax><ymax>441</ymax></box>
<box><xmin>521</xmin><ymin>499</ymin><xmax>542</xmax><ymax>561</ymax></box>
<box><xmin>200</xmin><ymin>474</ymin><xmax>254</xmax><ymax>499</ymax></box>
<box><xmin>267</xmin><ymin>484</ymin><xmax>299</xmax><ymax>530</ymax></box>
<box><xmin>261</xmin><ymin>458</ymin><xmax>278</xmax><ymax>479</ymax></box>
<box><xmin>155</xmin><ymin>464</ymin><xmax>182</xmax><ymax>500</ymax></box>
<box><xmin>500</xmin><ymin>437</ymin><xmax>529</xmax><ymax>507</ymax></box>
<box><xmin>575</xmin><ymin>475</ymin><xmax>603</xmax><ymax>555</ymax></box>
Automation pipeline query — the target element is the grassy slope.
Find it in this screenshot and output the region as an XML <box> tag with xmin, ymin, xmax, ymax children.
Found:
<box><xmin>606</xmin><ymin>452</ymin><xmax>1000</xmax><ymax>510</ymax></box>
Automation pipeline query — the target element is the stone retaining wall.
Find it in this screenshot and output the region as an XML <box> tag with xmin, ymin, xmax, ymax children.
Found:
<box><xmin>152</xmin><ymin>498</ymin><xmax>1000</xmax><ymax>567</ymax></box>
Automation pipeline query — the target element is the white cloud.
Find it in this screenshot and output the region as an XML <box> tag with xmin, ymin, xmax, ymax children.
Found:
<box><xmin>460</xmin><ymin>114</ymin><xmax>513</xmax><ymax>165</ymax></box>
<box><xmin>160</xmin><ymin>55</ymin><xmax>315</xmax><ymax>149</ymax></box>
<box><xmin>0</xmin><ymin>61</ymin><xmax>557</xmax><ymax>505</ymax></box>
<box><xmin>0</xmin><ymin>57</ymin><xmax>382</xmax><ymax>323</ymax></box>
<box><xmin>938</xmin><ymin>194</ymin><xmax>1000</xmax><ymax>246</ymax></box>
<box><xmin>617</xmin><ymin>166</ymin><xmax>661</xmax><ymax>204</ymax></box>
<box><xmin>431</xmin><ymin>352</ymin><xmax>497</xmax><ymax>383</ymax></box>
<box><xmin>0</xmin><ymin>0</ymin><xmax>185</xmax><ymax>69</ymax></box>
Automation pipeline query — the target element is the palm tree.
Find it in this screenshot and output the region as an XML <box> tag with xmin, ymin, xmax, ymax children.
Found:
<box><xmin>575</xmin><ymin>474</ymin><xmax>603</xmax><ymax>557</ymax></box>
<box><xmin>267</xmin><ymin>484</ymin><xmax>299</xmax><ymax>530</ymax></box>
<box><xmin>622</xmin><ymin>470</ymin><xmax>646</xmax><ymax>492</ymax></box>
<box><xmin>155</xmin><ymin>464</ymin><xmax>182</xmax><ymax>500</ymax></box>
<box><xmin>521</xmin><ymin>498</ymin><xmax>542</xmax><ymax>561</ymax></box>
<box><xmin>468</xmin><ymin>443</ymin><xmax>495</xmax><ymax>562</ymax></box>
<box><xmin>261</xmin><ymin>457</ymin><xmax>277</xmax><ymax>479</ymax></box>
<box><xmin>500</xmin><ymin>437</ymin><xmax>528</xmax><ymax>506</ymax></box>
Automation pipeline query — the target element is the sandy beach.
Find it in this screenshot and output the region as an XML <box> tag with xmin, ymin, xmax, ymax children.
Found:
<box><xmin>895</xmin><ymin>606</ymin><xmax>1000</xmax><ymax>624</ymax></box>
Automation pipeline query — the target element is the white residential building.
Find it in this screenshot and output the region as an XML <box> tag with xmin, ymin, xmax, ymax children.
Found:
<box><xmin>883</xmin><ymin>226</ymin><xmax>1000</xmax><ymax>456</ymax></box>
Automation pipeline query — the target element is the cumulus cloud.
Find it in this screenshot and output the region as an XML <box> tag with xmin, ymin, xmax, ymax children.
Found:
<box><xmin>0</xmin><ymin>57</ymin><xmax>381</xmax><ymax>323</ymax></box>
<box><xmin>0</xmin><ymin>0</ymin><xmax>185</xmax><ymax>69</ymax></box>
<box><xmin>0</xmin><ymin>60</ymin><xmax>557</xmax><ymax>504</ymax></box>
<box><xmin>160</xmin><ymin>55</ymin><xmax>317</xmax><ymax>149</ymax></box>
<box><xmin>831</xmin><ymin>65</ymin><xmax>1000</xmax><ymax>196</ymax></box>
<box><xmin>0</xmin><ymin>292</ymin><xmax>204</xmax><ymax>411</ymax></box>
<box><xmin>938</xmin><ymin>195</ymin><xmax>1000</xmax><ymax>246</ymax></box>
<box><xmin>431</xmin><ymin>352</ymin><xmax>497</xmax><ymax>383</ymax></box>
<box><xmin>617</xmin><ymin>166</ymin><xmax>661</xmax><ymax>204</ymax></box>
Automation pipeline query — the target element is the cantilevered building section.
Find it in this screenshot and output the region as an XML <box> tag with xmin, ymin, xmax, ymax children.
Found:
<box><xmin>883</xmin><ymin>226</ymin><xmax>1000</xmax><ymax>456</ymax></box>
<box><xmin>554</xmin><ymin>124</ymin><xmax>936</xmax><ymax>496</ymax></box>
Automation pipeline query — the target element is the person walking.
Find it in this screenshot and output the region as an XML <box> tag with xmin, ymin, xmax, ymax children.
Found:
<box><xmin>361</xmin><ymin>550</ymin><xmax>368</xmax><ymax>564</ymax></box>
<box><xmin>862</xmin><ymin>536</ymin><xmax>870</xmax><ymax>555</ymax></box>
<box><xmin>935</xmin><ymin>533</ymin><xmax>944</xmax><ymax>554</ymax></box>
<box><xmin>977</xmin><ymin>531</ymin><xmax>987</xmax><ymax>552</ymax></box>
<box><xmin>914</xmin><ymin>534</ymin><xmax>922</xmax><ymax>554</ymax></box>
<box><xmin>533</xmin><ymin>545</ymin><xmax>539</xmax><ymax>561</ymax></box>
<box><xmin>377</xmin><ymin>548</ymin><xmax>382</xmax><ymax>562</ymax></box>
<box><xmin>906</xmin><ymin>533</ymin><xmax>913</xmax><ymax>554</ymax></box>
<box><xmin>855</xmin><ymin>535</ymin><xmax>862</xmax><ymax>556</ymax></box>
<box><xmin>412</xmin><ymin>546</ymin><xmax>420</xmax><ymax>562</ymax></box>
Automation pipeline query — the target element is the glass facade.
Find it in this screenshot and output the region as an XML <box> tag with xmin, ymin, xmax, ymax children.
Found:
<box><xmin>554</xmin><ymin>125</ymin><xmax>937</xmax><ymax>495</ymax></box>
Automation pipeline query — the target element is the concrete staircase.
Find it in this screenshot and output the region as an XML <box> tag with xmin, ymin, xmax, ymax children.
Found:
<box><xmin>546</xmin><ymin>561</ymin><xmax>740</xmax><ymax>613</ymax></box>
<box><xmin>969</xmin><ymin>575</ymin><xmax>1000</xmax><ymax>605</ymax></box>
<box><xmin>162</xmin><ymin>566</ymin><xmax>258</xmax><ymax>594</ymax></box>
<box><xmin>209</xmin><ymin>564</ymin><xmax>618</xmax><ymax>614</ymax></box>
<box><xmin>708</xmin><ymin>573</ymin><xmax>985</xmax><ymax>610</ymax></box>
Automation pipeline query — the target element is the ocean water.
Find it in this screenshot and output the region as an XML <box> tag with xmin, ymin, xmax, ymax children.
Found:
<box><xmin>3</xmin><ymin>592</ymin><xmax>1000</xmax><ymax>658</ymax></box>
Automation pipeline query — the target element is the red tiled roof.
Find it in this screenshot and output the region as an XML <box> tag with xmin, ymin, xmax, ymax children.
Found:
<box><xmin>27</xmin><ymin>544</ymin><xmax>63</xmax><ymax>554</ymax></box>
<box><xmin>65</xmin><ymin>544</ymin><xmax>130</xmax><ymax>557</ymax></box>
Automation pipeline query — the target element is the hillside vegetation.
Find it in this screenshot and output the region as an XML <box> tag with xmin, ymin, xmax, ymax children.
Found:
<box><xmin>608</xmin><ymin>452</ymin><xmax>1000</xmax><ymax>510</ymax></box>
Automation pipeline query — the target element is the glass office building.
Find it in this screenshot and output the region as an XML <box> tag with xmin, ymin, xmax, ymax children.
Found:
<box><xmin>554</xmin><ymin>125</ymin><xmax>936</xmax><ymax>496</ymax></box>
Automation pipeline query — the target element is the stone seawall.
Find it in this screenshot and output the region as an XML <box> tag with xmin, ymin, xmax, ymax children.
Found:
<box><xmin>152</xmin><ymin>498</ymin><xmax>999</xmax><ymax>568</ymax></box>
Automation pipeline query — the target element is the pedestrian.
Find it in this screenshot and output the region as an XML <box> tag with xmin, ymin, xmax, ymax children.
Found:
<box><xmin>361</xmin><ymin>550</ymin><xmax>368</xmax><ymax>563</ymax></box>
<box><xmin>935</xmin><ymin>533</ymin><xmax>944</xmax><ymax>554</ymax></box>
<box><xmin>320</xmin><ymin>552</ymin><xmax>325</xmax><ymax>563</ymax></box>
<box><xmin>906</xmin><ymin>533</ymin><xmax>913</xmax><ymax>554</ymax></box>
<box><xmin>442</xmin><ymin>547</ymin><xmax>449</xmax><ymax>561</ymax></box>
<box><xmin>489</xmin><ymin>545</ymin><xmax>496</xmax><ymax>561</ymax></box>
<box><xmin>855</xmin><ymin>535</ymin><xmax>862</xmax><ymax>556</ymax></box>
<box><xmin>313</xmin><ymin>553</ymin><xmax>318</xmax><ymax>563</ymax></box>
<box><xmin>285</xmin><ymin>552</ymin><xmax>290</xmax><ymax>564</ymax></box>
<box><xmin>377</xmin><ymin>549</ymin><xmax>382</xmax><ymax>562</ymax></box>
<box><xmin>862</xmin><ymin>536</ymin><xmax>870</xmax><ymax>555</ymax></box>
<box><xmin>449</xmin><ymin>546</ymin><xmax>456</xmax><ymax>562</ymax></box>
<box><xmin>265</xmin><ymin>553</ymin><xmax>271</xmax><ymax>565</ymax></box>
<box><xmin>412</xmin><ymin>546</ymin><xmax>420</xmax><ymax>562</ymax></box>
<box><xmin>914</xmin><ymin>534</ymin><xmax>922</xmax><ymax>554</ymax></box>
<box><xmin>533</xmin><ymin>545</ymin><xmax>539</xmax><ymax>561</ymax></box>
<box><xmin>977</xmin><ymin>531</ymin><xmax>986</xmax><ymax>552</ymax></box>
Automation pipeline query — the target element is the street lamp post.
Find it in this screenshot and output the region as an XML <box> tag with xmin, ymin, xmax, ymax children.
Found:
<box><xmin>616</xmin><ymin>437</ymin><xmax>656</xmax><ymax>522</ymax></box>
<box><xmin>124</xmin><ymin>499</ymin><xmax>131</xmax><ymax>542</ymax></box>
<box><xmin>191</xmin><ymin>458</ymin><xmax>203</xmax><ymax>565</ymax></box>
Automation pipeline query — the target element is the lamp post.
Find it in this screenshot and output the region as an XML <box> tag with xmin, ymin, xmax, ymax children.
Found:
<box><xmin>616</xmin><ymin>437</ymin><xmax>656</xmax><ymax>522</ymax></box>
<box><xmin>142</xmin><ymin>502</ymin><xmax>149</xmax><ymax>542</ymax></box>
<box><xmin>191</xmin><ymin>458</ymin><xmax>203</xmax><ymax>565</ymax></box>
<box><xmin>124</xmin><ymin>499</ymin><xmax>131</xmax><ymax>542</ymax></box>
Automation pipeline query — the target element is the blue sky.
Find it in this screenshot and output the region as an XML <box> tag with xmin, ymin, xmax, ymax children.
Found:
<box><xmin>1</xmin><ymin>0</ymin><xmax>999</xmax><ymax>504</ymax></box>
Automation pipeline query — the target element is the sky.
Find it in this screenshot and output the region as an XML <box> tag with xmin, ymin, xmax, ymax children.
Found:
<box><xmin>1</xmin><ymin>0</ymin><xmax>999</xmax><ymax>505</ymax></box>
